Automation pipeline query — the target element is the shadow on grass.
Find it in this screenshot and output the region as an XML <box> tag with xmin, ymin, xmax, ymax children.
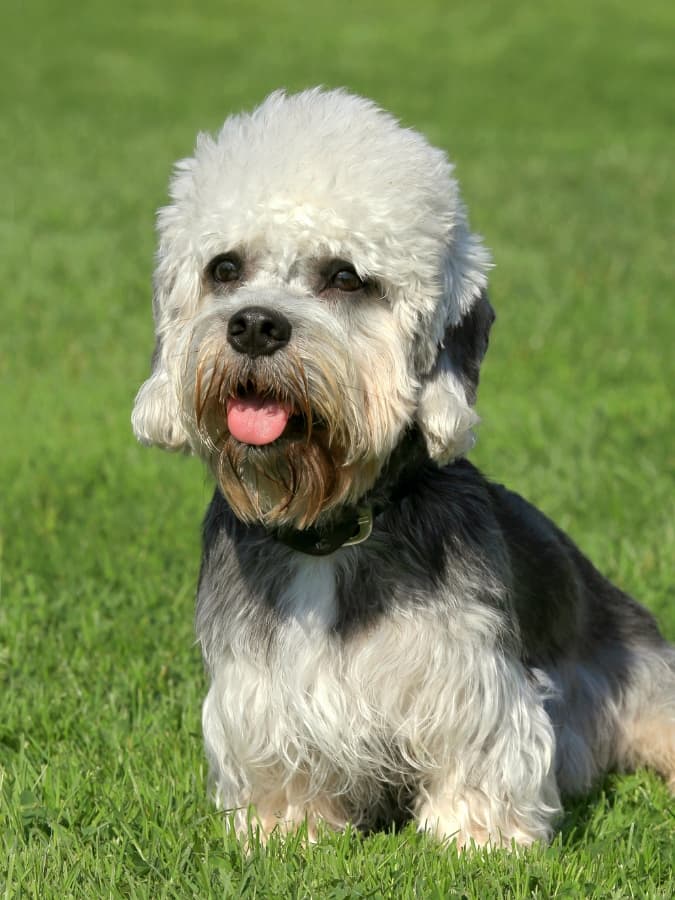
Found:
<box><xmin>557</xmin><ymin>767</ymin><xmax>672</xmax><ymax>850</ymax></box>
<box><xmin>557</xmin><ymin>780</ymin><xmax>616</xmax><ymax>848</ymax></box>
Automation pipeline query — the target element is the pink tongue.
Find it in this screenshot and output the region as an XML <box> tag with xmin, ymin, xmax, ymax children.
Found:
<box><xmin>226</xmin><ymin>396</ymin><xmax>292</xmax><ymax>445</ymax></box>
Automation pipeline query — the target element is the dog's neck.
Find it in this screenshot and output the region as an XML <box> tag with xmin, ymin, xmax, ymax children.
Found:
<box><xmin>271</xmin><ymin>428</ymin><xmax>430</xmax><ymax>556</ymax></box>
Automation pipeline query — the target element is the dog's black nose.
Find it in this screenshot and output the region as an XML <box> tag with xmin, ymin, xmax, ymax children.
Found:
<box><xmin>226</xmin><ymin>306</ymin><xmax>292</xmax><ymax>357</ymax></box>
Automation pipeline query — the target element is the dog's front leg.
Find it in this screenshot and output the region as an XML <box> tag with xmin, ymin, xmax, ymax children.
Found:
<box><xmin>414</xmin><ymin>661</ymin><xmax>561</xmax><ymax>849</ymax></box>
<box><xmin>239</xmin><ymin>776</ymin><xmax>350</xmax><ymax>843</ymax></box>
<box><xmin>203</xmin><ymin>680</ymin><xmax>349</xmax><ymax>842</ymax></box>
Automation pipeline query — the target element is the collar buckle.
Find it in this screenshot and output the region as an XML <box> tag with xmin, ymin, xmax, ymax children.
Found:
<box><xmin>342</xmin><ymin>506</ymin><xmax>373</xmax><ymax>547</ymax></box>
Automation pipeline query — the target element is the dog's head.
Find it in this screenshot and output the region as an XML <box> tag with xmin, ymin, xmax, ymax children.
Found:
<box><xmin>132</xmin><ymin>89</ymin><xmax>493</xmax><ymax>528</ymax></box>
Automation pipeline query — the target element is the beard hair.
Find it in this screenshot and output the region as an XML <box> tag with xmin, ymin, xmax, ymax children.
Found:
<box><xmin>193</xmin><ymin>347</ymin><xmax>375</xmax><ymax>528</ymax></box>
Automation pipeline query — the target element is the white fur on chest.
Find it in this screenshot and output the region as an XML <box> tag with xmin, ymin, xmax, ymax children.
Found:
<box><xmin>201</xmin><ymin>553</ymin><xmax>551</xmax><ymax>813</ymax></box>
<box><xmin>276</xmin><ymin>555</ymin><xmax>338</xmax><ymax>634</ymax></box>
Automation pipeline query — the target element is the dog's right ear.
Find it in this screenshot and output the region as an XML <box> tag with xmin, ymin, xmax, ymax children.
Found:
<box><xmin>131</xmin><ymin>261</ymin><xmax>195</xmax><ymax>451</ymax></box>
<box><xmin>131</xmin><ymin>338</ymin><xmax>191</xmax><ymax>451</ymax></box>
<box><xmin>133</xmin><ymin>151</ymin><xmax>209</xmax><ymax>451</ymax></box>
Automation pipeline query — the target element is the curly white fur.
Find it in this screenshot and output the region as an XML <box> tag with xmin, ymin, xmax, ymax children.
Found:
<box><xmin>201</xmin><ymin>553</ymin><xmax>560</xmax><ymax>846</ymax></box>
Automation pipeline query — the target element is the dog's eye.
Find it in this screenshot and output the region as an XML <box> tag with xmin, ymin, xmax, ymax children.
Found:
<box><xmin>208</xmin><ymin>254</ymin><xmax>242</xmax><ymax>284</ymax></box>
<box><xmin>329</xmin><ymin>267</ymin><xmax>365</xmax><ymax>293</ymax></box>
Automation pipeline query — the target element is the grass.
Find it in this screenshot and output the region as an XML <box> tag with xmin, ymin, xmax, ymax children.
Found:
<box><xmin>1</xmin><ymin>0</ymin><xmax>674</xmax><ymax>896</ymax></box>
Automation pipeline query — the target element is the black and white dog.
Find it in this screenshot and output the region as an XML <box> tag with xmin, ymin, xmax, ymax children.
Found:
<box><xmin>132</xmin><ymin>89</ymin><xmax>675</xmax><ymax>847</ymax></box>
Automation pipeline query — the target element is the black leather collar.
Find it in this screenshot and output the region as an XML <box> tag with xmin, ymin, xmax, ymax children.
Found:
<box><xmin>273</xmin><ymin>506</ymin><xmax>373</xmax><ymax>556</ymax></box>
<box><xmin>269</xmin><ymin>428</ymin><xmax>428</xmax><ymax>556</ymax></box>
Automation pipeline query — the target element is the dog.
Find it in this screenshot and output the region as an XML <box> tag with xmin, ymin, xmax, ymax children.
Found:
<box><xmin>132</xmin><ymin>88</ymin><xmax>675</xmax><ymax>848</ymax></box>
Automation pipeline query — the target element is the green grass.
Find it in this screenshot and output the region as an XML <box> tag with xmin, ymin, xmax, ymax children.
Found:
<box><xmin>2</xmin><ymin>0</ymin><xmax>674</xmax><ymax>896</ymax></box>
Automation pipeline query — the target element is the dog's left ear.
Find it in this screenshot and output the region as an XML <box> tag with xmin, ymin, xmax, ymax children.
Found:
<box><xmin>415</xmin><ymin>290</ymin><xmax>495</xmax><ymax>465</ymax></box>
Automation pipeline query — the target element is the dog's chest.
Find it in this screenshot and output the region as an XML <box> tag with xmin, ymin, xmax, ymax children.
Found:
<box><xmin>213</xmin><ymin>551</ymin><xmax>396</xmax><ymax>724</ymax></box>
<box><xmin>276</xmin><ymin>555</ymin><xmax>339</xmax><ymax>633</ymax></box>
<box><xmin>204</xmin><ymin>546</ymin><xmax>513</xmax><ymax>782</ymax></box>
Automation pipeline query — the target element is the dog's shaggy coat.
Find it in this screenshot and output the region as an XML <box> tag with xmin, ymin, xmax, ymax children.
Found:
<box><xmin>133</xmin><ymin>88</ymin><xmax>675</xmax><ymax>847</ymax></box>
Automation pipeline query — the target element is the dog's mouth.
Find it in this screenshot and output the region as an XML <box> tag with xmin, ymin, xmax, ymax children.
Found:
<box><xmin>194</xmin><ymin>355</ymin><xmax>327</xmax><ymax>454</ymax></box>
<box><xmin>225</xmin><ymin>389</ymin><xmax>311</xmax><ymax>446</ymax></box>
<box><xmin>194</xmin><ymin>360</ymin><xmax>364</xmax><ymax>527</ymax></box>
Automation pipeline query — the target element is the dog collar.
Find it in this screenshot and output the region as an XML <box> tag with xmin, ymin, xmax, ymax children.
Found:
<box><xmin>269</xmin><ymin>428</ymin><xmax>429</xmax><ymax>556</ymax></box>
<box><xmin>273</xmin><ymin>505</ymin><xmax>373</xmax><ymax>556</ymax></box>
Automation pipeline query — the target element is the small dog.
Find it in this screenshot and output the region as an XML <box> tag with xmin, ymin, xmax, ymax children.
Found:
<box><xmin>132</xmin><ymin>88</ymin><xmax>675</xmax><ymax>848</ymax></box>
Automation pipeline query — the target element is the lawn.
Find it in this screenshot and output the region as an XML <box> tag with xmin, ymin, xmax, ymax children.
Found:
<box><xmin>1</xmin><ymin>0</ymin><xmax>673</xmax><ymax>896</ymax></box>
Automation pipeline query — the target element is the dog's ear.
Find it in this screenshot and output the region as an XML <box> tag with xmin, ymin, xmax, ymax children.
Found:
<box><xmin>131</xmin><ymin>337</ymin><xmax>191</xmax><ymax>451</ymax></box>
<box><xmin>133</xmin><ymin>155</ymin><xmax>206</xmax><ymax>451</ymax></box>
<box><xmin>415</xmin><ymin>291</ymin><xmax>495</xmax><ymax>465</ymax></box>
<box><xmin>441</xmin><ymin>289</ymin><xmax>495</xmax><ymax>407</ymax></box>
<box><xmin>131</xmin><ymin>260</ymin><xmax>196</xmax><ymax>451</ymax></box>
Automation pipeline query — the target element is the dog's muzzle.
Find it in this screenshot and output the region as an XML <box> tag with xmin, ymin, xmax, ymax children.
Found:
<box><xmin>226</xmin><ymin>306</ymin><xmax>292</xmax><ymax>357</ymax></box>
